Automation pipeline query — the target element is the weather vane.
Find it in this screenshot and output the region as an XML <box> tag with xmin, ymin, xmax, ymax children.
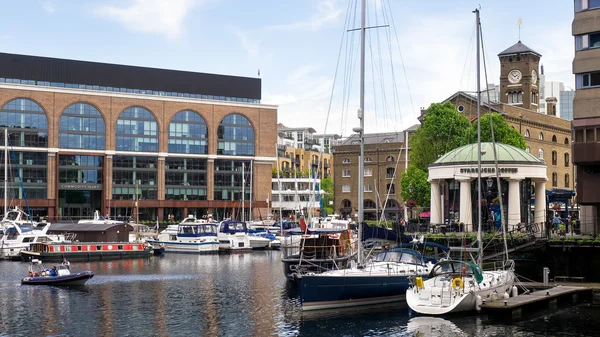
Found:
<box><xmin>518</xmin><ymin>18</ymin><xmax>523</xmax><ymax>41</ymax></box>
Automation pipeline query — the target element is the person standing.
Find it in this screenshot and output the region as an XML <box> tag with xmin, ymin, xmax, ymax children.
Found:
<box><xmin>61</xmin><ymin>258</ymin><xmax>70</xmax><ymax>270</ymax></box>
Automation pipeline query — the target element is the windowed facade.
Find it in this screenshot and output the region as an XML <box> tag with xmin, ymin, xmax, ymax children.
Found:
<box><xmin>552</xmin><ymin>135</ymin><xmax>557</xmax><ymax>143</ymax></box>
<box><xmin>386</xmin><ymin>156</ymin><xmax>394</xmax><ymax>162</ymax></box>
<box><xmin>364</xmin><ymin>168</ymin><xmax>372</xmax><ymax>177</ymax></box>
<box><xmin>524</xmin><ymin>129</ymin><xmax>530</xmax><ymax>137</ymax></box>
<box><xmin>112</xmin><ymin>156</ymin><xmax>158</xmax><ymax>200</ymax></box>
<box><xmin>0</xmin><ymin>98</ymin><xmax>48</xmax><ymax>147</ymax></box>
<box><xmin>59</xmin><ymin>103</ymin><xmax>106</xmax><ymax>150</ymax></box>
<box><xmin>508</xmin><ymin>91</ymin><xmax>523</xmax><ymax>104</ymax></box>
<box><xmin>364</xmin><ymin>157</ymin><xmax>373</xmax><ymax>163</ymax></box>
<box><xmin>59</xmin><ymin>155</ymin><xmax>103</xmax><ymax>184</ymax></box>
<box><xmin>0</xmin><ymin>151</ymin><xmax>47</xmax><ymax>200</ymax></box>
<box><xmin>565</xmin><ymin>153</ymin><xmax>570</xmax><ymax>167</ymax></box>
<box><xmin>552</xmin><ymin>151</ymin><xmax>557</xmax><ymax>165</ymax></box>
<box><xmin>342</xmin><ymin>185</ymin><xmax>351</xmax><ymax>193</ymax></box>
<box><xmin>213</xmin><ymin>159</ymin><xmax>251</xmax><ymax>201</ymax></box>
<box><xmin>342</xmin><ymin>169</ymin><xmax>351</xmax><ymax>177</ymax></box>
<box><xmin>538</xmin><ymin>149</ymin><xmax>544</xmax><ymax>159</ymax></box>
<box><xmin>386</xmin><ymin>167</ymin><xmax>395</xmax><ymax>179</ymax></box>
<box><xmin>165</xmin><ymin>158</ymin><xmax>207</xmax><ymax>200</ymax></box>
<box><xmin>386</xmin><ymin>183</ymin><xmax>395</xmax><ymax>194</ymax></box>
<box><xmin>364</xmin><ymin>200</ymin><xmax>376</xmax><ymax>208</ymax></box>
<box><xmin>217</xmin><ymin>114</ymin><xmax>254</xmax><ymax>156</ymax></box>
<box><xmin>565</xmin><ymin>174</ymin><xmax>570</xmax><ymax>188</ymax></box>
<box><xmin>364</xmin><ymin>184</ymin><xmax>372</xmax><ymax>192</ymax></box>
<box><xmin>575</xmin><ymin>0</ymin><xmax>600</xmax><ymax>12</ymax></box>
<box><xmin>115</xmin><ymin>107</ymin><xmax>158</xmax><ymax>152</ymax></box>
<box><xmin>538</xmin><ymin>132</ymin><xmax>544</xmax><ymax>141</ymax></box>
<box><xmin>552</xmin><ymin>172</ymin><xmax>558</xmax><ymax>187</ymax></box>
<box><xmin>576</xmin><ymin>72</ymin><xmax>600</xmax><ymax>89</ymax></box>
<box><xmin>343</xmin><ymin>158</ymin><xmax>351</xmax><ymax>164</ymax></box>
<box><xmin>168</xmin><ymin>110</ymin><xmax>208</xmax><ymax>154</ymax></box>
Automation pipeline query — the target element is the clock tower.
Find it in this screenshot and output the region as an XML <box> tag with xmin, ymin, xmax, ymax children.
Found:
<box><xmin>498</xmin><ymin>40</ymin><xmax>541</xmax><ymax>111</ymax></box>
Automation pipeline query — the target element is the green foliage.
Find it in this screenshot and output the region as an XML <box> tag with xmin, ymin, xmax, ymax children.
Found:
<box><xmin>410</xmin><ymin>102</ymin><xmax>472</xmax><ymax>171</ymax></box>
<box><xmin>468</xmin><ymin>113</ymin><xmax>526</xmax><ymax>149</ymax></box>
<box><xmin>320</xmin><ymin>176</ymin><xmax>334</xmax><ymax>215</ymax></box>
<box><xmin>400</xmin><ymin>166</ymin><xmax>430</xmax><ymax>207</ymax></box>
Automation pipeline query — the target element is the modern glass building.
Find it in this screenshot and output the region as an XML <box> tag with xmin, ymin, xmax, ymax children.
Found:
<box><xmin>0</xmin><ymin>53</ymin><xmax>277</xmax><ymax>221</ymax></box>
<box><xmin>559</xmin><ymin>90</ymin><xmax>575</xmax><ymax>121</ymax></box>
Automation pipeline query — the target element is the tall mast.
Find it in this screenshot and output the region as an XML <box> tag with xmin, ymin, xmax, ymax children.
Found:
<box><xmin>356</xmin><ymin>0</ymin><xmax>366</xmax><ymax>265</ymax></box>
<box><xmin>404</xmin><ymin>130</ymin><xmax>409</xmax><ymax>222</ymax></box>
<box><xmin>242</xmin><ymin>163</ymin><xmax>245</xmax><ymax>222</ymax></box>
<box><xmin>275</xmin><ymin>142</ymin><xmax>283</xmax><ymax>225</ymax></box>
<box><xmin>475</xmin><ymin>8</ymin><xmax>483</xmax><ymax>267</ymax></box>
<box><xmin>249</xmin><ymin>159</ymin><xmax>253</xmax><ymax>221</ymax></box>
<box><xmin>4</xmin><ymin>129</ymin><xmax>7</xmax><ymax>216</ymax></box>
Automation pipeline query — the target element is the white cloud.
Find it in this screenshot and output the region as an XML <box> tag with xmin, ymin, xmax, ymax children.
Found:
<box><xmin>262</xmin><ymin>93</ymin><xmax>298</xmax><ymax>106</ymax></box>
<box><xmin>234</xmin><ymin>30</ymin><xmax>260</xmax><ymax>58</ymax></box>
<box><xmin>94</xmin><ymin>0</ymin><xmax>201</xmax><ymax>39</ymax></box>
<box><xmin>265</xmin><ymin>0</ymin><xmax>344</xmax><ymax>32</ymax></box>
<box><xmin>42</xmin><ymin>0</ymin><xmax>55</xmax><ymax>13</ymax></box>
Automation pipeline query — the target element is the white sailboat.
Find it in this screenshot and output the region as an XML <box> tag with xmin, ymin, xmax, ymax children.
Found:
<box><xmin>405</xmin><ymin>9</ymin><xmax>516</xmax><ymax>315</ymax></box>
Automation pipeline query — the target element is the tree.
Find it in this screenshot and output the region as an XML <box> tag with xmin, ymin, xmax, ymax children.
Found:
<box><xmin>410</xmin><ymin>102</ymin><xmax>472</xmax><ymax>171</ymax></box>
<box><xmin>400</xmin><ymin>166</ymin><xmax>430</xmax><ymax>207</ymax></box>
<box><xmin>468</xmin><ymin>113</ymin><xmax>526</xmax><ymax>149</ymax></box>
<box><xmin>320</xmin><ymin>176</ymin><xmax>334</xmax><ymax>215</ymax></box>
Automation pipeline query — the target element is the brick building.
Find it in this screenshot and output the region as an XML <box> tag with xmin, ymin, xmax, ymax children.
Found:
<box><xmin>0</xmin><ymin>52</ymin><xmax>277</xmax><ymax>221</ymax></box>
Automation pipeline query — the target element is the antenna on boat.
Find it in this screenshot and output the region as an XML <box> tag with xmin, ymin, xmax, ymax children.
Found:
<box><xmin>4</xmin><ymin>128</ymin><xmax>7</xmax><ymax>216</ymax></box>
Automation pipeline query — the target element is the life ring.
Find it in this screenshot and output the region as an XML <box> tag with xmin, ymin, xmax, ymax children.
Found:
<box><xmin>452</xmin><ymin>277</ymin><xmax>463</xmax><ymax>289</ymax></box>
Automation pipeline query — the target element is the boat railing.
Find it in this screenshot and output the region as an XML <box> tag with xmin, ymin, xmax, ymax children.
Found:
<box><xmin>287</xmin><ymin>239</ymin><xmax>357</xmax><ymax>261</ymax></box>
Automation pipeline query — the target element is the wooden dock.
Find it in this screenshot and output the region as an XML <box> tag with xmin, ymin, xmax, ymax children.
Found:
<box><xmin>480</xmin><ymin>286</ymin><xmax>593</xmax><ymax>320</ymax></box>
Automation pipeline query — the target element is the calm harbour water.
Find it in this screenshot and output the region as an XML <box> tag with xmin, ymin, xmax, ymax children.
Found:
<box><xmin>0</xmin><ymin>252</ymin><xmax>599</xmax><ymax>337</ymax></box>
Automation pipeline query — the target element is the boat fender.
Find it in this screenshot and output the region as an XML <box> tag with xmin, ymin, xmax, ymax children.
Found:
<box><xmin>503</xmin><ymin>291</ymin><xmax>510</xmax><ymax>300</ymax></box>
<box><xmin>512</xmin><ymin>286</ymin><xmax>518</xmax><ymax>297</ymax></box>
<box><xmin>476</xmin><ymin>295</ymin><xmax>482</xmax><ymax>312</ymax></box>
<box><xmin>452</xmin><ymin>277</ymin><xmax>463</xmax><ymax>289</ymax></box>
<box><xmin>415</xmin><ymin>277</ymin><xmax>424</xmax><ymax>290</ymax></box>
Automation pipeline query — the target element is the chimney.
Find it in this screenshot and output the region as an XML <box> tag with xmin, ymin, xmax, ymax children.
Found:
<box><xmin>545</xmin><ymin>97</ymin><xmax>557</xmax><ymax>116</ymax></box>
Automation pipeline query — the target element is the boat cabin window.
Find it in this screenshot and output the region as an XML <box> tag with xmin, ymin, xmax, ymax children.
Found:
<box><xmin>5</xmin><ymin>228</ymin><xmax>18</xmax><ymax>240</ymax></box>
<box><xmin>22</xmin><ymin>237</ymin><xmax>34</xmax><ymax>243</ymax></box>
<box><xmin>431</xmin><ymin>262</ymin><xmax>474</xmax><ymax>277</ymax></box>
<box><xmin>222</xmin><ymin>222</ymin><xmax>246</xmax><ymax>232</ymax></box>
<box><xmin>373</xmin><ymin>251</ymin><xmax>420</xmax><ymax>264</ymax></box>
<box><xmin>179</xmin><ymin>226</ymin><xmax>196</xmax><ymax>234</ymax></box>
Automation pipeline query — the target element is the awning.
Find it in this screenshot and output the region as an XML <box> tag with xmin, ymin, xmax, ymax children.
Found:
<box><xmin>418</xmin><ymin>211</ymin><xmax>431</xmax><ymax>218</ymax></box>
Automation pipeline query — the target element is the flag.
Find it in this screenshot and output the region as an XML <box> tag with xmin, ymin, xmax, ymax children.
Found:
<box><xmin>299</xmin><ymin>214</ymin><xmax>309</xmax><ymax>233</ymax></box>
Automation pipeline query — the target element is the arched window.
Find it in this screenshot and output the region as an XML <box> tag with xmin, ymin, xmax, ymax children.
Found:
<box><xmin>343</xmin><ymin>158</ymin><xmax>351</xmax><ymax>164</ymax></box>
<box><xmin>538</xmin><ymin>148</ymin><xmax>544</xmax><ymax>160</ymax></box>
<box><xmin>59</xmin><ymin>103</ymin><xmax>105</xmax><ymax>149</ymax></box>
<box><xmin>508</xmin><ymin>90</ymin><xmax>523</xmax><ymax>104</ymax></box>
<box><xmin>552</xmin><ymin>151</ymin><xmax>557</xmax><ymax>165</ymax></box>
<box><xmin>565</xmin><ymin>174</ymin><xmax>570</xmax><ymax>188</ymax></box>
<box><xmin>0</xmin><ymin>98</ymin><xmax>48</xmax><ymax>147</ymax></box>
<box><xmin>116</xmin><ymin>107</ymin><xmax>158</xmax><ymax>152</ymax></box>
<box><xmin>364</xmin><ymin>157</ymin><xmax>373</xmax><ymax>163</ymax></box>
<box><xmin>538</xmin><ymin>132</ymin><xmax>544</xmax><ymax>141</ymax></box>
<box><xmin>552</xmin><ymin>172</ymin><xmax>557</xmax><ymax>187</ymax></box>
<box><xmin>342</xmin><ymin>199</ymin><xmax>352</xmax><ymax>208</ymax></box>
<box><xmin>168</xmin><ymin>110</ymin><xmax>207</xmax><ymax>154</ymax></box>
<box><xmin>364</xmin><ymin>199</ymin><xmax>377</xmax><ymax>208</ymax></box>
<box><xmin>524</xmin><ymin>129</ymin><xmax>530</xmax><ymax>138</ymax></box>
<box><xmin>342</xmin><ymin>169</ymin><xmax>351</xmax><ymax>177</ymax></box>
<box><xmin>217</xmin><ymin>113</ymin><xmax>254</xmax><ymax>156</ymax></box>
<box><xmin>552</xmin><ymin>135</ymin><xmax>557</xmax><ymax>143</ymax></box>
<box><xmin>386</xmin><ymin>155</ymin><xmax>394</xmax><ymax>162</ymax></box>
<box><xmin>386</xmin><ymin>199</ymin><xmax>398</xmax><ymax>208</ymax></box>
<box><xmin>386</xmin><ymin>167</ymin><xmax>395</xmax><ymax>179</ymax></box>
<box><xmin>564</xmin><ymin>137</ymin><xmax>569</xmax><ymax>145</ymax></box>
<box><xmin>565</xmin><ymin>153</ymin><xmax>570</xmax><ymax>167</ymax></box>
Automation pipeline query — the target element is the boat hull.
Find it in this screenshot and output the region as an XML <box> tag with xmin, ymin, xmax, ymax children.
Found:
<box><xmin>298</xmin><ymin>274</ymin><xmax>412</xmax><ymax>311</ymax></box>
<box><xmin>146</xmin><ymin>240</ymin><xmax>219</xmax><ymax>254</ymax></box>
<box><xmin>20</xmin><ymin>249</ymin><xmax>153</xmax><ymax>263</ymax></box>
<box><xmin>21</xmin><ymin>271</ymin><xmax>94</xmax><ymax>286</ymax></box>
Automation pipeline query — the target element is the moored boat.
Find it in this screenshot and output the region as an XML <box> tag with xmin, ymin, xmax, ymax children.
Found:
<box><xmin>147</xmin><ymin>222</ymin><xmax>220</xmax><ymax>254</ymax></box>
<box><xmin>20</xmin><ymin>242</ymin><xmax>153</xmax><ymax>262</ymax></box>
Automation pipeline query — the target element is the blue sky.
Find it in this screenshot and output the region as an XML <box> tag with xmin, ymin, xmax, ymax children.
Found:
<box><xmin>0</xmin><ymin>0</ymin><xmax>573</xmax><ymax>136</ymax></box>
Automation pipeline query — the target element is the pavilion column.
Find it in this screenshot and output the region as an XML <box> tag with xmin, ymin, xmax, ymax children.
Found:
<box><xmin>534</xmin><ymin>180</ymin><xmax>546</xmax><ymax>225</ymax></box>
<box><xmin>458</xmin><ymin>178</ymin><xmax>472</xmax><ymax>232</ymax></box>
<box><xmin>430</xmin><ymin>180</ymin><xmax>441</xmax><ymax>225</ymax></box>
<box><xmin>508</xmin><ymin>179</ymin><xmax>521</xmax><ymax>230</ymax></box>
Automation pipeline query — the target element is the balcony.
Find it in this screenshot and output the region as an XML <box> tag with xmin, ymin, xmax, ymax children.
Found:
<box><xmin>573</xmin><ymin>143</ymin><xmax>600</xmax><ymax>165</ymax></box>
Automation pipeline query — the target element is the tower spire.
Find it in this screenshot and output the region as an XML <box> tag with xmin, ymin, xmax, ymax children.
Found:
<box><xmin>518</xmin><ymin>18</ymin><xmax>523</xmax><ymax>41</ymax></box>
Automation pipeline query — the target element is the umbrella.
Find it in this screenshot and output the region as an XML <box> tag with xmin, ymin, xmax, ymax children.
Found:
<box><xmin>418</xmin><ymin>211</ymin><xmax>430</xmax><ymax>218</ymax></box>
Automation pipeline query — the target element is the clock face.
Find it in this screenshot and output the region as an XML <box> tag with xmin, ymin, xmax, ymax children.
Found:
<box><xmin>508</xmin><ymin>69</ymin><xmax>522</xmax><ymax>84</ymax></box>
<box><xmin>532</xmin><ymin>70</ymin><xmax>538</xmax><ymax>84</ymax></box>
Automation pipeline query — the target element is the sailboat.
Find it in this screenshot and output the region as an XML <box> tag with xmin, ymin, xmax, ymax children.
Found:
<box><xmin>405</xmin><ymin>9</ymin><xmax>516</xmax><ymax>315</ymax></box>
<box><xmin>296</xmin><ymin>0</ymin><xmax>433</xmax><ymax>310</ymax></box>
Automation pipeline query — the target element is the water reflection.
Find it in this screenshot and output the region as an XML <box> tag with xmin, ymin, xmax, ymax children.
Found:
<box><xmin>0</xmin><ymin>255</ymin><xmax>599</xmax><ymax>336</ymax></box>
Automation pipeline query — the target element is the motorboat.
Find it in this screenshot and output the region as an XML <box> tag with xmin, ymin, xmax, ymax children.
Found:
<box><xmin>128</xmin><ymin>223</ymin><xmax>157</xmax><ymax>243</ymax></box>
<box><xmin>0</xmin><ymin>222</ymin><xmax>73</xmax><ymax>260</ymax></box>
<box><xmin>405</xmin><ymin>260</ymin><xmax>515</xmax><ymax>315</ymax></box>
<box><xmin>298</xmin><ymin>247</ymin><xmax>434</xmax><ymax>311</ymax></box>
<box><xmin>21</xmin><ymin>259</ymin><xmax>93</xmax><ymax>286</ymax></box>
<box><xmin>216</xmin><ymin>220</ymin><xmax>255</xmax><ymax>252</ymax></box>
<box><xmin>147</xmin><ymin>222</ymin><xmax>219</xmax><ymax>254</ymax></box>
<box><xmin>78</xmin><ymin>210</ymin><xmax>123</xmax><ymax>225</ymax></box>
<box><xmin>1</xmin><ymin>206</ymin><xmax>48</xmax><ymax>229</ymax></box>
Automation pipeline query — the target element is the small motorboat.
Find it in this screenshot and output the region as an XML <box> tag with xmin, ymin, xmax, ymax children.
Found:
<box><xmin>21</xmin><ymin>259</ymin><xmax>94</xmax><ymax>286</ymax></box>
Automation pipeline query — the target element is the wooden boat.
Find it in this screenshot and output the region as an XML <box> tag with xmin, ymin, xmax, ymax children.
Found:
<box><xmin>21</xmin><ymin>260</ymin><xmax>94</xmax><ymax>286</ymax></box>
<box><xmin>20</xmin><ymin>242</ymin><xmax>153</xmax><ymax>262</ymax></box>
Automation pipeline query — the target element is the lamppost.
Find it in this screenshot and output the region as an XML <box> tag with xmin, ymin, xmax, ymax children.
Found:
<box><xmin>440</xmin><ymin>182</ymin><xmax>445</xmax><ymax>226</ymax></box>
<box><xmin>408</xmin><ymin>184</ymin><xmax>414</xmax><ymax>219</ymax></box>
<box><xmin>486</xmin><ymin>177</ymin><xmax>493</xmax><ymax>231</ymax></box>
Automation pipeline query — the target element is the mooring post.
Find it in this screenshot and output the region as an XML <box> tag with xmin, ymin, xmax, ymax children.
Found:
<box><xmin>543</xmin><ymin>267</ymin><xmax>550</xmax><ymax>286</ymax></box>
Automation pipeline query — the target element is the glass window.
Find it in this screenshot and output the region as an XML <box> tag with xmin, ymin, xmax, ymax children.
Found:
<box><xmin>342</xmin><ymin>185</ymin><xmax>351</xmax><ymax>193</ymax></box>
<box><xmin>59</xmin><ymin>103</ymin><xmax>106</xmax><ymax>150</ymax></box>
<box><xmin>217</xmin><ymin>113</ymin><xmax>254</xmax><ymax>156</ymax></box>
<box><xmin>168</xmin><ymin>110</ymin><xmax>208</xmax><ymax>154</ymax></box>
<box><xmin>591</xmin><ymin>0</ymin><xmax>600</xmax><ymax>10</ymax></box>
<box><xmin>0</xmin><ymin>99</ymin><xmax>48</xmax><ymax>147</ymax></box>
<box><xmin>364</xmin><ymin>184</ymin><xmax>372</xmax><ymax>192</ymax></box>
<box><xmin>0</xmin><ymin>151</ymin><xmax>47</xmax><ymax>200</ymax></box>
<box><xmin>524</xmin><ymin>129</ymin><xmax>530</xmax><ymax>138</ymax></box>
<box><xmin>115</xmin><ymin>107</ymin><xmax>158</xmax><ymax>152</ymax></box>
<box><xmin>387</xmin><ymin>167</ymin><xmax>395</xmax><ymax>179</ymax></box>
<box><xmin>343</xmin><ymin>158</ymin><xmax>350</xmax><ymax>164</ymax></box>
<box><xmin>538</xmin><ymin>132</ymin><xmax>544</xmax><ymax>141</ymax></box>
<box><xmin>586</xmin><ymin>128</ymin><xmax>595</xmax><ymax>142</ymax></box>
<box><xmin>364</xmin><ymin>168</ymin><xmax>372</xmax><ymax>177</ymax></box>
<box><xmin>538</xmin><ymin>149</ymin><xmax>544</xmax><ymax>160</ymax></box>
<box><xmin>213</xmin><ymin>159</ymin><xmax>251</xmax><ymax>201</ymax></box>
<box><xmin>342</xmin><ymin>169</ymin><xmax>350</xmax><ymax>177</ymax></box>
